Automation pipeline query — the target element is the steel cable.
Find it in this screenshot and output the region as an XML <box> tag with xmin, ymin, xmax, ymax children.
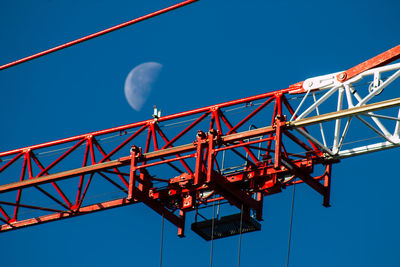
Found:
<box><xmin>160</xmin><ymin>213</ymin><xmax>165</xmax><ymax>267</ymax></box>
<box><xmin>209</xmin><ymin>199</ymin><xmax>216</xmax><ymax>267</ymax></box>
<box><xmin>237</xmin><ymin>204</ymin><xmax>243</xmax><ymax>267</ymax></box>
<box><xmin>286</xmin><ymin>181</ymin><xmax>296</xmax><ymax>267</ymax></box>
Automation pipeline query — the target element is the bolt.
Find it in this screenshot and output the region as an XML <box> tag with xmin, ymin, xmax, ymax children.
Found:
<box><xmin>308</xmin><ymin>81</ymin><xmax>313</xmax><ymax>87</ymax></box>
<box><xmin>209</xmin><ymin>129</ymin><xmax>217</xmax><ymax>136</ymax></box>
<box><xmin>197</xmin><ymin>130</ymin><xmax>205</xmax><ymax>138</ymax></box>
<box><xmin>130</xmin><ymin>145</ymin><xmax>139</xmax><ymax>153</ymax></box>
<box><xmin>338</xmin><ymin>72</ymin><xmax>347</xmax><ymax>81</ymax></box>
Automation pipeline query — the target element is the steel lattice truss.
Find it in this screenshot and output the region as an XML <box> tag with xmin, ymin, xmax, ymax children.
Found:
<box><xmin>0</xmin><ymin>45</ymin><xmax>399</xmax><ymax>237</ymax></box>
<box><xmin>290</xmin><ymin>60</ymin><xmax>400</xmax><ymax>158</ymax></box>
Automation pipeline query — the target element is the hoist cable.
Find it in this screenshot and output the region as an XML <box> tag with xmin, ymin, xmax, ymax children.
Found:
<box><xmin>209</xmin><ymin>199</ymin><xmax>216</xmax><ymax>267</ymax></box>
<box><xmin>159</xmin><ymin>213</ymin><xmax>165</xmax><ymax>267</ymax></box>
<box><xmin>286</xmin><ymin>181</ymin><xmax>296</xmax><ymax>267</ymax></box>
<box><xmin>237</xmin><ymin>204</ymin><xmax>244</xmax><ymax>267</ymax></box>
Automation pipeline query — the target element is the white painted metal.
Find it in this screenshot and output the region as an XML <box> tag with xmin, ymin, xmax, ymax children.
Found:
<box><xmin>289</xmin><ymin>62</ymin><xmax>400</xmax><ymax>159</ymax></box>
<box><xmin>302</xmin><ymin>71</ymin><xmax>343</xmax><ymax>91</ymax></box>
<box><xmin>294</xmin><ymin>128</ymin><xmax>335</xmax><ymax>156</ymax></box>
<box><xmin>312</xmin><ymin>92</ymin><xmax>327</xmax><ymax>147</ymax></box>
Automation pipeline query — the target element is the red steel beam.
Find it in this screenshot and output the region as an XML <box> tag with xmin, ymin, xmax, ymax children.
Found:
<box><xmin>0</xmin><ymin>124</ymin><xmax>282</xmax><ymax>196</ymax></box>
<box><xmin>210</xmin><ymin>171</ymin><xmax>262</xmax><ymax>215</ymax></box>
<box><xmin>0</xmin><ymin>0</ymin><xmax>199</xmax><ymax>71</ymax></box>
<box><xmin>280</xmin><ymin>157</ymin><xmax>328</xmax><ymax>203</ymax></box>
<box><xmin>0</xmin><ymin>159</ymin><xmax>127</xmax><ymax>194</ymax></box>
<box><xmin>1</xmin><ymin>43</ymin><xmax>398</xmax><ymax>236</ymax></box>
<box><xmin>0</xmin><ymin>114</ymin><xmax>323</xmax><ymax>196</ymax></box>
<box><xmin>0</xmin><ymin>198</ymin><xmax>136</xmax><ymax>232</ymax></box>
<box><xmin>337</xmin><ymin>44</ymin><xmax>400</xmax><ymax>82</ymax></box>
<box><xmin>0</xmin><ymin>88</ymin><xmax>292</xmax><ymax>158</ymax></box>
<box><xmin>0</xmin><ymin>127</ymin><xmax>328</xmax><ymax>234</ymax></box>
<box><xmin>0</xmin><ymin>84</ymin><xmax>331</xmax><ymax>235</ymax></box>
<box><xmin>0</xmin><ymin>201</ymin><xmax>64</xmax><ymax>213</ymax></box>
<box><xmin>226</xmin><ymin>96</ymin><xmax>274</xmax><ymax>135</ymax></box>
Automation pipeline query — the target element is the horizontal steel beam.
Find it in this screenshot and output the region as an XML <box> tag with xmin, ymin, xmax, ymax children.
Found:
<box><xmin>338</xmin><ymin>141</ymin><xmax>400</xmax><ymax>159</ymax></box>
<box><xmin>0</xmin><ymin>159</ymin><xmax>127</xmax><ymax>193</ymax></box>
<box><xmin>0</xmin><ymin>126</ymin><xmax>277</xmax><ymax>194</ymax></box>
<box><xmin>0</xmin><ymin>91</ymin><xmax>287</xmax><ymax>158</ymax></box>
<box><xmin>3</xmin><ymin>97</ymin><xmax>399</xmax><ymax>194</ymax></box>
<box><xmin>0</xmin><ymin>198</ymin><xmax>136</xmax><ymax>232</ymax></box>
<box><xmin>288</xmin><ymin>98</ymin><xmax>400</xmax><ymax>128</ymax></box>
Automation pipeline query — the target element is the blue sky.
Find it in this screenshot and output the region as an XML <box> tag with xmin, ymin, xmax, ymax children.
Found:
<box><xmin>1</xmin><ymin>1</ymin><xmax>400</xmax><ymax>266</ymax></box>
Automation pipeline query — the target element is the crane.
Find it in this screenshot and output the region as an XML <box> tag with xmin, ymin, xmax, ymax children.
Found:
<box><xmin>1</xmin><ymin>34</ymin><xmax>399</xmax><ymax>241</ymax></box>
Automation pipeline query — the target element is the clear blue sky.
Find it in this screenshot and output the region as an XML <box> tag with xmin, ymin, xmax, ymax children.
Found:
<box><xmin>1</xmin><ymin>0</ymin><xmax>400</xmax><ymax>266</ymax></box>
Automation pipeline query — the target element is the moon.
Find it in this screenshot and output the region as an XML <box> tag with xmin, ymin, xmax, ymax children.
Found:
<box><xmin>124</xmin><ymin>62</ymin><xmax>162</xmax><ymax>111</ymax></box>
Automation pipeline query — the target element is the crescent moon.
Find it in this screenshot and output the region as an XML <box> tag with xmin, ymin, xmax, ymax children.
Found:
<box><xmin>124</xmin><ymin>62</ymin><xmax>162</xmax><ymax>111</ymax></box>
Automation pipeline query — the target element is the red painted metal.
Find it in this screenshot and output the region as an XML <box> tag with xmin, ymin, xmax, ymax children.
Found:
<box><xmin>289</xmin><ymin>44</ymin><xmax>400</xmax><ymax>93</ymax></box>
<box><xmin>0</xmin><ymin>89</ymin><xmax>334</xmax><ymax>235</ymax></box>
<box><xmin>4</xmin><ymin>37</ymin><xmax>398</xmax><ymax>238</ymax></box>
<box><xmin>337</xmin><ymin>44</ymin><xmax>400</xmax><ymax>82</ymax></box>
<box><xmin>0</xmin><ymin>0</ymin><xmax>199</xmax><ymax>71</ymax></box>
<box><xmin>0</xmin><ymin>198</ymin><xmax>136</xmax><ymax>232</ymax></box>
